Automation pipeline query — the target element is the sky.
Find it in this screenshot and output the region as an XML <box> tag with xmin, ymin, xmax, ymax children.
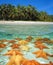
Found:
<box><xmin>0</xmin><ymin>0</ymin><xmax>53</xmax><ymax>15</ymax></box>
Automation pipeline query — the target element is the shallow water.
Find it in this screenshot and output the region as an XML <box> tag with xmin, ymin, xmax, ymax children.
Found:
<box><xmin>0</xmin><ymin>24</ymin><xmax>53</xmax><ymax>65</ymax></box>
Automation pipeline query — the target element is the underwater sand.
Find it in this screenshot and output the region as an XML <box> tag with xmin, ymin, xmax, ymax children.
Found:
<box><xmin>0</xmin><ymin>23</ymin><xmax>53</xmax><ymax>65</ymax></box>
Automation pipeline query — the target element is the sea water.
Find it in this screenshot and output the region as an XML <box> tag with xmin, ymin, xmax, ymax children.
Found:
<box><xmin>0</xmin><ymin>24</ymin><xmax>53</xmax><ymax>65</ymax></box>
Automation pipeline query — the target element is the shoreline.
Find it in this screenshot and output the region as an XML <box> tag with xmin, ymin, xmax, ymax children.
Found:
<box><xmin>0</xmin><ymin>21</ymin><xmax>53</xmax><ymax>25</ymax></box>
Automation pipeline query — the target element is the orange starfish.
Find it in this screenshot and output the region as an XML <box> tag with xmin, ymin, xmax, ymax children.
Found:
<box><xmin>35</xmin><ymin>38</ymin><xmax>52</xmax><ymax>44</ymax></box>
<box><xmin>0</xmin><ymin>43</ymin><xmax>6</xmax><ymax>48</ymax></box>
<box><xmin>8</xmin><ymin>40</ymin><xmax>16</xmax><ymax>44</ymax></box>
<box><xmin>25</xmin><ymin>36</ymin><xmax>33</xmax><ymax>42</ymax></box>
<box><xmin>15</xmin><ymin>38</ymin><xmax>22</xmax><ymax>41</ymax></box>
<box><xmin>35</xmin><ymin>37</ymin><xmax>43</xmax><ymax>42</ymax></box>
<box><xmin>20</xmin><ymin>45</ymin><xmax>30</xmax><ymax>51</ymax></box>
<box><xmin>22</xmin><ymin>60</ymin><xmax>40</xmax><ymax>65</ymax></box>
<box><xmin>0</xmin><ymin>39</ymin><xmax>8</xmax><ymax>43</ymax></box>
<box><xmin>4</xmin><ymin>49</ymin><xmax>22</xmax><ymax>56</ymax></box>
<box><xmin>5</xmin><ymin>50</ymin><xmax>25</xmax><ymax>65</ymax></box>
<box><xmin>42</xmin><ymin>38</ymin><xmax>50</xmax><ymax>43</ymax></box>
<box><xmin>35</xmin><ymin>44</ymin><xmax>49</xmax><ymax>50</ymax></box>
<box><xmin>11</xmin><ymin>44</ymin><xmax>20</xmax><ymax>49</ymax></box>
<box><xmin>33</xmin><ymin>50</ymin><xmax>53</xmax><ymax>59</ymax></box>
<box><xmin>18</xmin><ymin>40</ymin><xmax>28</xmax><ymax>45</ymax></box>
<box><xmin>34</xmin><ymin>41</ymin><xmax>43</xmax><ymax>45</ymax></box>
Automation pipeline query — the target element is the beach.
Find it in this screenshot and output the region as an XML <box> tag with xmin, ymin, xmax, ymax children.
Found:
<box><xmin>0</xmin><ymin>21</ymin><xmax>53</xmax><ymax>25</ymax></box>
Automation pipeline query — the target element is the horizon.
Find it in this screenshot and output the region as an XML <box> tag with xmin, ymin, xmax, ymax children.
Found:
<box><xmin>0</xmin><ymin>0</ymin><xmax>53</xmax><ymax>15</ymax></box>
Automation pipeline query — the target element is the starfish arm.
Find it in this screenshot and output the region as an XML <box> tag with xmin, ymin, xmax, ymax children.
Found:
<box><xmin>35</xmin><ymin>44</ymin><xmax>49</xmax><ymax>50</ymax></box>
<box><xmin>20</xmin><ymin>46</ymin><xmax>30</xmax><ymax>51</ymax></box>
<box><xmin>4</xmin><ymin>50</ymin><xmax>22</xmax><ymax>56</ymax></box>
<box><xmin>33</xmin><ymin>50</ymin><xmax>41</xmax><ymax>54</ymax></box>
<box><xmin>46</xmin><ymin>53</ymin><xmax>53</xmax><ymax>57</ymax></box>
<box><xmin>4</xmin><ymin>50</ymin><xmax>14</xmax><ymax>56</ymax></box>
<box><xmin>6</xmin><ymin>60</ymin><xmax>14</xmax><ymax>65</ymax></box>
<box><xmin>41</xmin><ymin>52</ymin><xmax>48</xmax><ymax>59</ymax></box>
<box><xmin>31</xmin><ymin>60</ymin><xmax>40</xmax><ymax>65</ymax></box>
<box><xmin>6</xmin><ymin>55</ymin><xmax>15</xmax><ymax>65</ymax></box>
<box><xmin>4</xmin><ymin>53</ymin><xmax>12</xmax><ymax>56</ymax></box>
<box><xmin>15</xmin><ymin>55</ymin><xmax>25</xmax><ymax>65</ymax></box>
<box><xmin>36</xmin><ymin>51</ymin><xmax>42</xmax><ymax>58</ymax></box>
<box><xmin>16</xmin><ymin>51</ymin><xmax>22</xmax><ymax>55</ymax></box>
<box><xmin>33</xmin><ymin>50</ymin><xmax>48</xmax><ymax>59</ymax></box>
<box><xmin>4</xmin><ymin>52</ymin><xmax>13</xmax><ymax>56</ymax></box>
<box><xmin>36</xmin><ymin>53</ymin><xmax>42</xmax><ymax>58</ymax></box>
<box><xmin>44</xmin><ymin>46</ymin><xmax>49</xmax><ymax>49</ymax></box>
<box><xmin>15</xmin><ymin>61</ymin><xmax>21</xmax><ymax>65</ymax></box>
<box><xmin>42</xmin><ymin>54</ymin><xmax>48</xmax><ymax>59</ymax></box>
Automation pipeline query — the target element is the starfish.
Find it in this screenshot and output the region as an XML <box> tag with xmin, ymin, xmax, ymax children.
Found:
<box><xmin>35</xmin><ymin>37</ymin><xmax>43</xmax><ymax>42</ymax></box>
<box><xmin>8</xmin><ymin>40</ymin><xmax>16</xmax><ymax>44</ymax></box>
<box><xmin>34</xmin><ymin>41</ymin><xmax>43</xmax><ymax>45</ymax></box>
<box><xmin>20</xmin><ymin>45</ymin><xmax>30</xmax><ymax>51</ymax></box>
<box><xmin>11</xmin><ymin>44</ymin><xmax>20</xmax><ymax>49</ymax></box>
<box><xmin>33</xmin><ymin>50</ymin><xmax>53</xmax><ymax>59</ymax></box>
<box><xmin>4</xmin><ymin>49</ymin><xmax>22</xmax><ymax>56</ymax></box>
<box><xmin>6</xmin><ymin>52</ymin><xmax>25</xmax><ymax>65</ymax></box>
<box><xmin>18</xmin><ymin>40</ymin><xmax>28</xmax><ymax>45</ymax></box>
<box><xmin>22</xmin><ymin>60</ymin><xmax>40</xmax><ymax>65</ymax></box>
<box><xmin>25</xmin><ymin>36</ymin><xmax>33</xmax><ymax>42</ymax></box>
<box><xmin>0</xmin><ymin>43</ymin><xmax>6</xmax><ymax>48</ymax></box>
<box><xmin>0</xmin><ymin>39</ymin><xmax>8</xmax><ymax>43</ymax></box>
<box><xmin>42</xmin><ymin>38</ymin><xmax>50</xmax><ymax>43</ymax></box>
<box><xmin>15</xmin><ymin>38</ymin><xmax>22</xmax><ymax>41</ymax></box>
<box><xmin>35</xmin><ymin>44</ymin><xmax>49</xmax><ymax>50</ymax></box>
<box><xmin>35</xmin><ymin>38</ymin><xmax>52</xmax><ymax>44</ymax></box>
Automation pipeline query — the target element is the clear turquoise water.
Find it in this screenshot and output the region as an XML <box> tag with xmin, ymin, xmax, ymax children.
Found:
<box><xmin>0</xmin><ymin>24</ymin><xmax>53</xmax><ymax>39</ymax></box>
<box><xmin>0</xmin><ymin>24</ymin><xmax>53</xmax><ymax>65</ymax></box>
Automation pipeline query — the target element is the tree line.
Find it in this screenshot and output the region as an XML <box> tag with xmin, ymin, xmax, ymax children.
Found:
<box><xmin>0</xmin><ymin>4</ymin><xmax>53</xmax><ymax>21</ymax></box>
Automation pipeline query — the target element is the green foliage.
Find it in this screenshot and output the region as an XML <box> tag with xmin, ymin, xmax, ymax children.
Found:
<box><xmin>0</xmin><ymin>4</ymin><xmax>53</xmax><ymax>21</ymax></box>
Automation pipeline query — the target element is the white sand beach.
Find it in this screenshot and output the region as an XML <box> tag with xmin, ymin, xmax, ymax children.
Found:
<box><xmin>0</xmin><ymin>21</ymin><xmax>53</xmax><ymax>25</ymax></box>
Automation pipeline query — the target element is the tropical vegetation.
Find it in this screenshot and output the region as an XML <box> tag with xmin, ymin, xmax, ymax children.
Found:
<box><xmin>0</xmin><ymin>4</ymin><xmax>53</xmax><ymax>21</ymax></box>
